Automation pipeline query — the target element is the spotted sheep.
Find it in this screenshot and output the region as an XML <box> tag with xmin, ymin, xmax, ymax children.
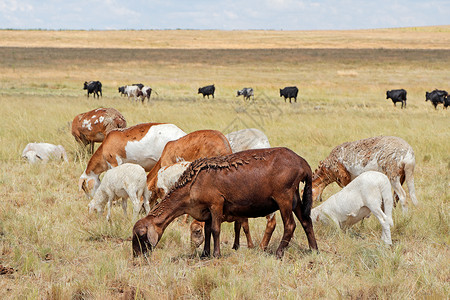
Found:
<box><xmin>79</xmin><ymin>123</ymin><xmax>186</xmax><ymax>199</ymax></box>
<box><xmin>311</xmin><ymin>171</ymin><xmax>394</xmax><ymax>244</ymax></box>
<box><xmin>88</xmin><ymin>163</ymin><xmax>151</xmax><ymax>222</ymax></box>
<box><xmin>71</xmin><ymin>108</ymin><xmax>127</xmax><ymax>153</ymax></box>
<box><xmin>312</xmin><ymin>136</ymin><xmax>418</xmax><ymax>212</ymax></box>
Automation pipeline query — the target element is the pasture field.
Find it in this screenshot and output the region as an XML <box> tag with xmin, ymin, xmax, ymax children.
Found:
<box><xmin>0</xmin><ymin>28</ymin><xmax>449</xmax><ymax>299</ymax></box>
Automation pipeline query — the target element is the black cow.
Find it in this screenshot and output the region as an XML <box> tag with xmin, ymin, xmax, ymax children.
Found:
<box><xmin>84</xmin><ymin>81</ymin><xmax>102</xmax><ymax>98</ymax></box>
<box><xmin>426</xmin><ymin>89</ymin><xmax>448</xmax><ymax>109</ymax></box>
<box><xmin>236</xmin><ymin>87</ymin><xmax>254</xmax><ymax>101</ymax></box>
<box><xmin>280</xmin><ymin>86</ymin><xmax>298</xmax><ymax>103</ymax></box>
<box><xmin>386</xmin><ymin>89</ymin><xmax>407</xmax><ymax>108</ymax></box>
<box><xmin>198</xmin><ymin>84</ymin><xmax>215</xmax><ymax>99</ymax></box>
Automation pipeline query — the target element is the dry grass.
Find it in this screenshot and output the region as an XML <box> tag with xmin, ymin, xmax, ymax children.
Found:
<box><xmin>0</xmin><ymin>26</ymin><xmax>450</xmax><ymax>49</ymax></box>
<box><xmin>0</xmin><ymin>29</ymin><xmax>449</xmax><ymax>299</ymax></box>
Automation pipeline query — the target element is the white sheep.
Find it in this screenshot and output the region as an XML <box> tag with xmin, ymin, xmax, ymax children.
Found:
<box><xmin>22</xmin><ymin>142</ymin><xmax>68</xmax><ymax>163</ymax></box>
<box><xmin>225</xmin><ymin>128</ymin><xmax>271</xmax><ymax>153</ymax></box>
<box><xmin>311</xmin><ymin>171</ymin><xmax>394</xmax><ymax>244</ymax></box>
<box><xmin>88</xmin><ymin>163</ymin><xmax>151</xmax><ymax>221</ymax></box>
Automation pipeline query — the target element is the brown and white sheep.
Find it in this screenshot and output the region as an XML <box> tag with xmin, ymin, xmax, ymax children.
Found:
<box><xmin>71</xmin><ymin>107</ymin><xmax>127</xmax><ymax>153</ymax></box>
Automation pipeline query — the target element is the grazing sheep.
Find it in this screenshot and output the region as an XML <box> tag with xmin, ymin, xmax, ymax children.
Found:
<box><xmin>311</xmin><ymin>171</ymin><xmax>394</xmax><ymax>244</ymax></box>
<box><xmin>88</xmin><ymin>163</ymin><xmax>151</xmax><ymax>221</ymax></box>
<box><xmin>133</xmin><ymin>148</ymin><xmax>318</xmax><ymax>259</ymax></box>
<box><xmin>22</xmin><ymin>143</ymin><xmax>68</xmax><ymax>163</ymax></box>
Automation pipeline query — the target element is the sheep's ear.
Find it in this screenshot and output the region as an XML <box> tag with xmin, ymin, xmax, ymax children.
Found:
<box><xmin>147</xmin><ymin>225</ymin><xmax>159</xmax><ymax>248</ymax></box>
<box><xmin>80</xmin><ymin>180</ymin><xmax>88</xmax><ymax>193</ymax></box>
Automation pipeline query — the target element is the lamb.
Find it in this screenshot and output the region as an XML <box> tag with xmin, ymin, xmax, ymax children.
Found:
<box><xmin>88</xmin><ymin>163</ymin><xmax>151</xmax><ymax>221</ymax></box>
<box><xmin>22</xmin><ymin>142</ymin><xmax>68</xmax><ymax>163</ymax></box>
<box><xmin>311</xmin><ymin>171</ymin><xmax>394</xmax><ymax>244</ymax></box>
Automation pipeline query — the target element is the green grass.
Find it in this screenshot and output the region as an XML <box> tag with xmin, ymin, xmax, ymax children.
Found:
<box><xmin>0</xmin><ymin>31</ymin><xmax>449</xmax><ymax>299</ymax></box>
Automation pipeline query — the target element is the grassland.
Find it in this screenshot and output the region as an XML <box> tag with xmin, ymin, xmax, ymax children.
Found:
<box><xmin>0</xmin><ymin>28</ymin><xmax>449</xmax><ymax>299</ymax></box>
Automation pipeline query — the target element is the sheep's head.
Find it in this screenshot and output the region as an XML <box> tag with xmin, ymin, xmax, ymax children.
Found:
<box><xmin>23</xmin><ymin>151</ymin><xmax>42</xmax><ymax>164</ymax></box>
<box><xmin>132</xmin><ymin>218</ymin><xmax>159</xmax><ymax>257</ymax></box>
<box><xmin>190</xmin><ymin>221</ymin><xmax>205</xmax><ymax>249</ymax></box>
<box><xmin>87</xmin><ymin>199</ymin><xmax>102</xmax><ymax>215</ymax></box>
<box><xmin>78</xmin><ymin>173</ymin><xmax>99</xmax><ymax>199</ymax></box>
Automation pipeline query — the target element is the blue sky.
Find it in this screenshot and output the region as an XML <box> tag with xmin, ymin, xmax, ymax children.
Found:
<box><xmin>0</xmin><ymin>0</ymin><xmax>449</xmax><ymax>30</ymax></box>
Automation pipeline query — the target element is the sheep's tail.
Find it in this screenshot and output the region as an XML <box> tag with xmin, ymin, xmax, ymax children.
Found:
<box><xmin>381</xmin><ymin>181</ymin><xmax>394</xmax><ymax>227</ymax></box>
<box><xmin>301</xmin><ymin>171</ymin><xmax>313</xmax><ymax>220</ymax></box>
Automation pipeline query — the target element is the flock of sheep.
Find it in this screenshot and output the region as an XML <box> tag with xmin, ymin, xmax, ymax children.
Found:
<box><xmin>21</xmin><ymin>96</ymin><xmax>420</xmax><ymax>258</ymax></box>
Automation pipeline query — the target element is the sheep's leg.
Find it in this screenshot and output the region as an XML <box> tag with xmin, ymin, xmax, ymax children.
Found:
<box><xmin>260</xmin><ymin>213</ymin><xmax>276</xmax><ymax>251</ymax></box>
<box><xmin>392</xmin><ymin>178</ymin><xmax>408</xmax><ymax>213</ymax></box>
<box><xmin>232</xmin><ymin>221</ymin><xmax>241</xmax><ymax>250</ymax></box>
<box><xmin>129</xmin><ymin>191</ymin><xmax>142</xmax><ymax>221</ymax></box>
<box><xmin>201</xmin><ymin>218</ymin><xmax>212</xmax><ymax>258</ymax></box>
<box><xmin>106</xmin><ymin>195</ymin><xmax>113</xmax><ymax>222</ymax></box>
<box><xmin>241</xmin><ymin>218</ymin><xmax>254</xmax><ymax>249</ymax></box>
<box><xmin>210</xmin><ymin>207</ymin><xmax>223</xmax><ymax>258</ymax></box>
<box><xmin>368</xmin><ymin>205</ymin><xmax>392</xmax><ymax>245</ymax></box>
<box><xmin>274</xmin><ymin>193</ymin><xmax>297</xmax><ymax>259</ymax></box>
<box><xmin>293</xmin><ymin>190</ymin><xmax>318</xmax><ymax>251</ymax></box>
<box><xmin>404</xmin><ymin>163</ymin><xmax>418</xmax><ymax>206</ymax></box>
<box><xmin>142</xmin><ymin>188</ymin><xmax>151</xmax><ymax>215</ymax></box>
<box><xmin>119</xmin><ymin>197</ymin><xmax>127</xmax><ymax>218</ymax></box>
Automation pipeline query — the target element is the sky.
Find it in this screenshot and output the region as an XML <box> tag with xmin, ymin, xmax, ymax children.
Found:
<box><xmin>0</xmin><ymin>0</ymin><xmax>449</xmax><ymax>30</ymax></box>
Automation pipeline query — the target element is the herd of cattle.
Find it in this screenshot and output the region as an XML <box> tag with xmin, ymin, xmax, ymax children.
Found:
<box><xmin>20</xmin><ymin>102</ymin><xmax>421</xmax><ymax>259</ymax></box>
<box><xmin>386</xmin><ymin>88</ymin><xmax>449</xmax><ymax>109</ymax></box>
<box><xmin>84</xmin><ymin>80</ymin><xmax>449</xmax><ymax>109</ymax></box>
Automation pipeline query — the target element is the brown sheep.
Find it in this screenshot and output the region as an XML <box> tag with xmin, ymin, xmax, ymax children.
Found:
<box><xmin>133</xmin><ymin>147</ymin><xmax>318</xmax><ymax>259</ymax></box>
